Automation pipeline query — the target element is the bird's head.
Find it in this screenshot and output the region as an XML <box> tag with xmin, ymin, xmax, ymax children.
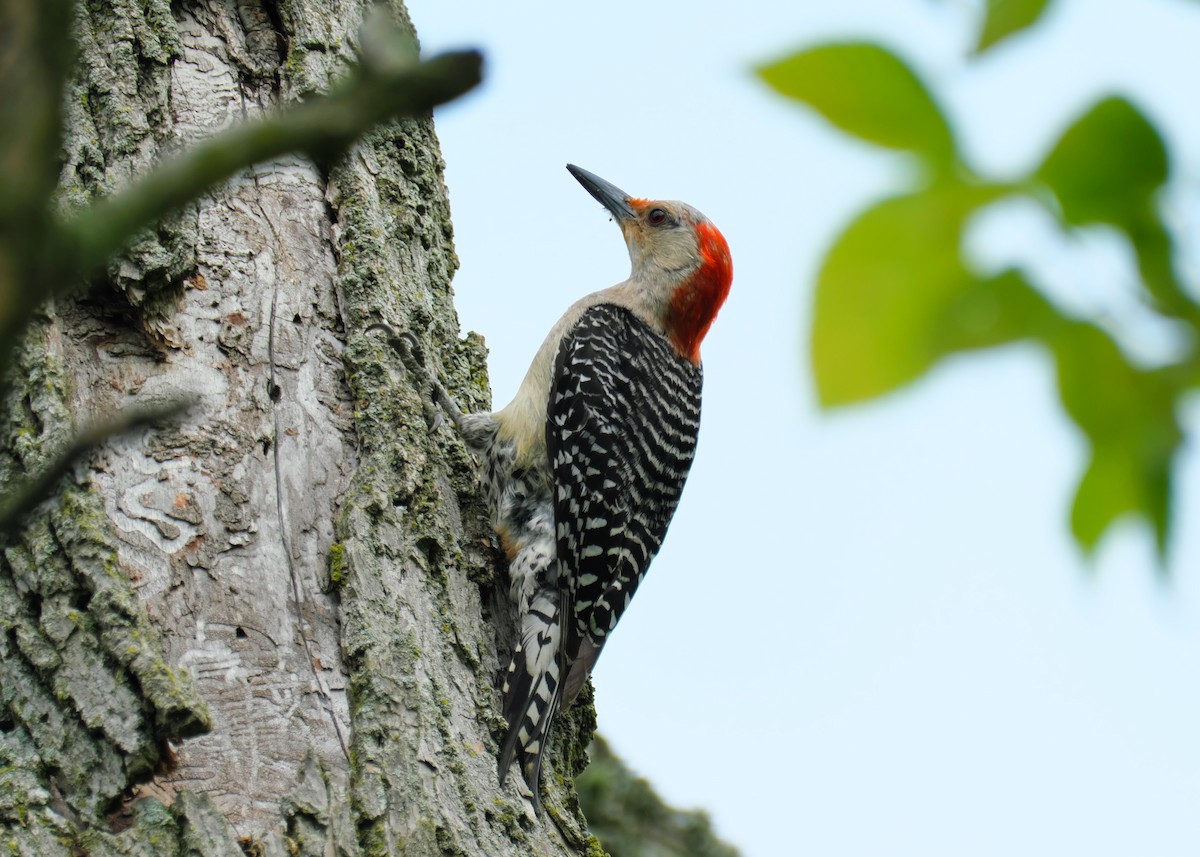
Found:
<box><xmin>567</xmin><ymin>164</ymin><xmax>732</xmax><ymax>364</ymax></box>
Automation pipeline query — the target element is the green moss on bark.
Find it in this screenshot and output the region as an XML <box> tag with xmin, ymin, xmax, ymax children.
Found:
<box><xmin>328</xmin><ymin>543</ymin><xmax>347</xmax><ymax>588</ymax></box>
<box><xmin>330</xmin><ymin>108</ymin><xmax>597</xmax><ymax>850</ymax></box>
<box><xmin>5</xmin><ymin>0</ymin><xmax>605</xmax><ymax>852</ymax></box>
<box><xmin>64</xmin><ymin>0</ymin><xmax>195</xmax><ymax>348</ymax></box>
<box><xmin>0</xmin><ymin>320</ymin><xmax>208</xmax><ymax>837</ymax></box>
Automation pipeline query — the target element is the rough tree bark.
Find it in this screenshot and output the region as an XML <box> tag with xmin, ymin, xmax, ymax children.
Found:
<box><xmin>0</xmin><ymin>1</ymin><xmax>600</xmax><ymax>854</ymax></box>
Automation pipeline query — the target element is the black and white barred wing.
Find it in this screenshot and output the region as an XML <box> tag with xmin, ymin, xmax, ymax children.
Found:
<box><xmin>497</xmin><ymin>304</ymin><xmax>702</xmax><ymax>807</ymax></box>
<box><xmin>548</xmin><ymin>304</ymin><xmax>703</xmax><ymax>689</ymax></box>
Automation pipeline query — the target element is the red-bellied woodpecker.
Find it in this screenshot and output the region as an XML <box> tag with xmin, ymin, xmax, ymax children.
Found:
<box><xmin>379</xmin><ymin>165</ymin><xmax>732</xmax><ymax>812</ymax></box>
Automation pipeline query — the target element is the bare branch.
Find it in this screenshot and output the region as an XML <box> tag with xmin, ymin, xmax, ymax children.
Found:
<box><xmin>0</xmin><ymin>399</ymin><xmax>193</xmax><ymax>536</ymax></box>
<box><xmin>59</xmin><ymin>47</ymin><xmax>483</xmax><ymax>282</ymax></box>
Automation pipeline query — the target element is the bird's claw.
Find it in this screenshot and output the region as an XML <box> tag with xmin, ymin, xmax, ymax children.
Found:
<box><xmin>367</xmin><ymin>322</ymin><xmax>447</xmax><ymax>431</ymax></box>
<box><xmin>366</xmin><ymin>323</ymin><xmax>424</xmax><ymax>371</ymax></box>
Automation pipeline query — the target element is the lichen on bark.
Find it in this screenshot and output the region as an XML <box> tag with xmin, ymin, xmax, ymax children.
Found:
<box><xmin>328</xmin><ymin>109</ymin><xmax>599</xmax><ymax>850</ymax></box>
<box><xmin>2</xmin><ymin>1</ymin><xmax>600</xmax><ymax>854</ymax></box>
<box><xmin>0</xmin><ymin>323</ymin><xmax>211</xmax><ymax>848</ymax></box>
<box><xmin>64</xmin><ymin>0</ymin><xmax>196</xmax><ymax>348</ymax></box>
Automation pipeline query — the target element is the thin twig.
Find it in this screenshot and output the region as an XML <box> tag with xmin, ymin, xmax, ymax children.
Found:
<box><xmin>57</xmin><ymin>48</ymin><xmax>482</xmax><ymax>284</ymax></box>
<box><xmin>0</xmin><ymin>399</ymin><xmax>193</xmax><ymax>536</ymax></box>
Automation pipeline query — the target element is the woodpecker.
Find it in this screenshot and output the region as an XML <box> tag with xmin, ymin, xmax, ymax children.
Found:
<box><xmin>382</xmin><ymin>165</ymin><xmax>731</xmax><ymax>812</ymax></box>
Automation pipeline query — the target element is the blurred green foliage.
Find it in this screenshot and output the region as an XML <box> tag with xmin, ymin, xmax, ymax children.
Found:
<box><xmin>758</xmin><ymin>7</ymin><xmax>1198</xmax><ymax>559</ymax></box>
<box><xmin>975</xmin><ymin>0</ymin><xmax>1053</xmax><ymax>53</ymax></box>
<box><xmin>576</xmin><ymin>736</ymin><xmax>740</xmax><ymax>857</ymax></box>
<box><xmin>758</xmin><ymin>43</ymin><xmax>955</xmax><ymax>164</ymax></box>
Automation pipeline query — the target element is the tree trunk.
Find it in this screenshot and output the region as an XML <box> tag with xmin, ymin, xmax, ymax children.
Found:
<box><xmin>0</xmin><ymin>1</ymin><xmax>599</xmax><ymax>854</ymax></box>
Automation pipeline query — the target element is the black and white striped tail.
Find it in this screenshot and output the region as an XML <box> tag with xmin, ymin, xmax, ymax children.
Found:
<box><xmin>497</xmin><ymin>586</ymin><xmax>565</xmax><ymax>813</ymax></box>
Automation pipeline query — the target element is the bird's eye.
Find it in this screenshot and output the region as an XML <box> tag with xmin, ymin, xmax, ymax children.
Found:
<box><xmin>647</xmin><ymin>208</ymin><xmax>669</xmax><ymax>226</ymax></box>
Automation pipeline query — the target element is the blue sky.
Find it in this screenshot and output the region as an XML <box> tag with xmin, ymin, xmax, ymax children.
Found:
<box><xmin>408</xmin><ymin>1</ymin><xmax>1200</xmax><ymax>854</ymax></box>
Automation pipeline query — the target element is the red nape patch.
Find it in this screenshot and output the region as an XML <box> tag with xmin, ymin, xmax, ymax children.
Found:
<box><xmin>666</xmin><ymin>221</ymin><xmax>732</xmax><ymax>363</ymax></box>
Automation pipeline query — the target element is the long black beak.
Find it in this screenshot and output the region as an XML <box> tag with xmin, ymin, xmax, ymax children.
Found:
<box><xmin>567</xmin><ymin>164</ymin><xmax>636</xmax><ymax>221</ymax></box>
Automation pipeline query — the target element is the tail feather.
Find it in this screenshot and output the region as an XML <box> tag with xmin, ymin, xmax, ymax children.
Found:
<box><xmin>497</xmin><ymin>587</ymin><xmax>566</xmax><ymax>813</ymax></box>
<box><xmin>561</xmin><ymin>637</ymin><xmax>602</xmax><ymax>706</ymax></box>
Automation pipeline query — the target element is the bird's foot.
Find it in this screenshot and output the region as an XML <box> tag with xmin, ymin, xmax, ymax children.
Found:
<box><xmin>366</xmin><ymin>322</ymin><xmax>447</xmax><ymax>430</ymax></box>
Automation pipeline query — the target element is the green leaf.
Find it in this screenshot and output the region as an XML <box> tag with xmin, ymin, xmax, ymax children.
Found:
<box><xmin>1037</xmin><ymin>97</ymin><xmax>1166</xmax><ymax>228</ymax></box>
<box><xmin>1049</xmin><ymin>324</ymin><xmax>1181</xmax><ymax>554</ymax></box>
<box><xmin>1036</xmin><ymin>97</ymin><xmax>1197</xmax><ymax>322</ymax></box>
<box><xmin>936</xmin><ymin>267</ymin><xmax>1180</xmax><ymax>553</ymax></box>
<box><xmin>1072</xmin><ymin>446</ymin><xmax>1168</xmax><ymax>554</ymax></box>
<box><xmin>945</xmin><ymin>270</ymin><xmax>1182</xmax><ymax>554</ymax></box>
<box><xmin>811</xmin><ymin>183</ymin><xmax>1005</xmax><ymax>405</ymax></box>
<box><xmin>1031</xmin><ymin>99</ymin><xmax>1192</xmax><ymax>554</ymax></box>
<box><xmin>937</xmin><ymin>268</ymin><xmax>1060</xmax><ymax>353</ymax></box>
<box><xmin>757</xmin><ymin>43</ymin><xmax>956</xmax><ymax>164</ymax></box>
<box><xmin>975</xmin><ymin>0</ymin><xmax>1054</xmax><ymax>53</ymax></box>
